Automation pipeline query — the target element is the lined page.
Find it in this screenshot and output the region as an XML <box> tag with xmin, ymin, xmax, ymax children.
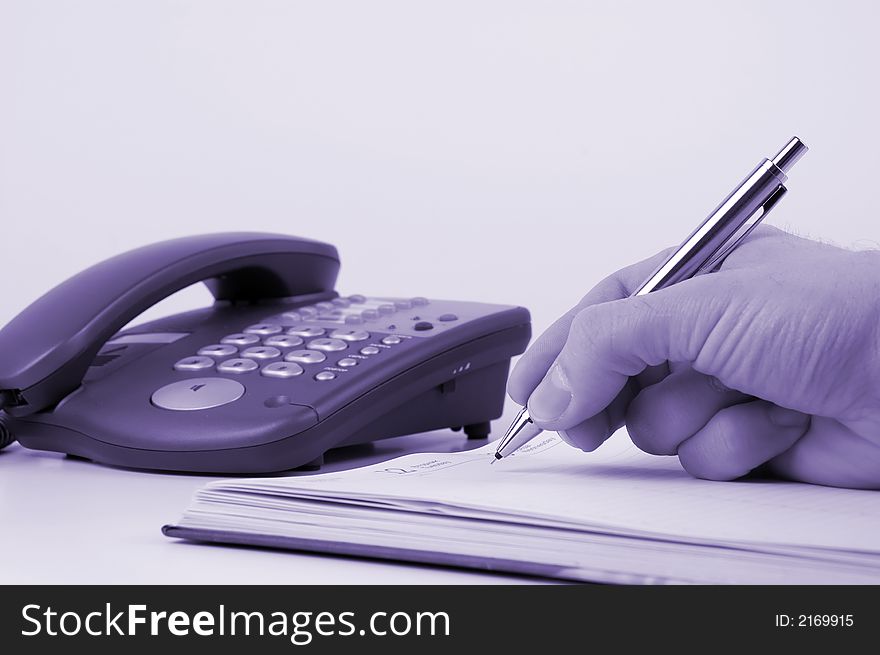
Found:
<box><xmin>206</xmin><ymin>430</ymin><xmax>880</xmax><ymax>553</ymax></box>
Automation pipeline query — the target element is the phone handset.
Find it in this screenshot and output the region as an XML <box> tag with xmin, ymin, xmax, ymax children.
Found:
<box><xmin>0</xmin><ymin>233</ymin><xmax>340</xmax><ymax>425</ymax></box>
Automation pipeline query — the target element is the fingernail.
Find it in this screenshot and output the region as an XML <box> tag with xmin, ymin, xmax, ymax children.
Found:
<box><xmin>767</xmin><ymin>404</ymin><xmax>810</xmax><ymax>429</ymax></box>
<box><xmin>528</xmin><ymin>366</ymin><xmax>572</xmax><ymax>422</ymax></box>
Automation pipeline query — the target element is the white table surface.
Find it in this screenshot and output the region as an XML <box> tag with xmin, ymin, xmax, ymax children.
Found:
<box><xmin>0</xmin><ymin>422</ymin><xmax>540</xmax><ymax>585</ymax></box>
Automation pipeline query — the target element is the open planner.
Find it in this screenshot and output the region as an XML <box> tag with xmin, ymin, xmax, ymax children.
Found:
<box><xmin>164</xmin><ymin>431</ymin><xmax>880</xmax><ymax>584</ymax></box>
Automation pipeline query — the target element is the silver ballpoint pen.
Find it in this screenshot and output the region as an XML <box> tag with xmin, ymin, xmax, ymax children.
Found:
<box><xmin>494</xmin><ymin>136</ymin><xmax>809</xmax><ymax>461</ymax></box>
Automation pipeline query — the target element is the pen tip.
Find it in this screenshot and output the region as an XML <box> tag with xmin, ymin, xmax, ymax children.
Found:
<box><xmin>494</xmin><ymin>452</ymin><xmax>503</xmax><ymax>460</ymax></box>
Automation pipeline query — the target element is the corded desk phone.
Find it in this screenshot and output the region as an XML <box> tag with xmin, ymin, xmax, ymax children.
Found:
<box><xmin>0</xmin><ymin>233</ymin><xmax>531</xmax><ymax>472</ymax></box>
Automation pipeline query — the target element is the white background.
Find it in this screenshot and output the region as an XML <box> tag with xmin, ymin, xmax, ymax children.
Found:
<box><xmin>2</xmin><ymin>1</ymin><xmax>879</xmax><ymax>333</ymax></box>
<box><xmin>1</xmin><ymin>1</ymin><xmax>879</xmax><ymax>583</ymax></box>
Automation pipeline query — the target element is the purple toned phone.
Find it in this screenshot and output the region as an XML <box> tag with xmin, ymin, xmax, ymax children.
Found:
<box><xmin>0</xmin><ymin>233</ymin><xmax>530</xmax><ymax>472</ymax></box>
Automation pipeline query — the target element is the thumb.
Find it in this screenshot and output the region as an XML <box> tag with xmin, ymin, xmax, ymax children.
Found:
<box><xmin>527</xmin><ymin>275</ymin><xmax>731</xmax><ymax>431</ymax></box>
<box><xmin>508</xmin><ymin>246</ymin><xmax>677</xmax><ymax>405</ymax></box>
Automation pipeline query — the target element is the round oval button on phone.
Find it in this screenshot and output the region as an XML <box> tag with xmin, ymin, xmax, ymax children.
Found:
<box><xmin>261</xmin><ymin>362</ymin><xmax>304</xmax><ymax>378</ymax></box>
<box><xmin>307</xmin><ymin>338</ymin><xmax>348</xmax><ymax>352</ymax></box>
<box><xmin>221</xmin><ymin>333</ymin><xmax>260</xmax><ymax>346</ymax></box>
<box><xmin>197</xmin><ymin>344</ymin><xmax>238</xmax><ymax>357</ymax></box>
<box><xmin>173</xmin><ymin>356</ymin><xmax>215</xmax><ymax>371</ymax></box>
<box><xmin>151</xmin><ymin>377</ymin><xmax>245</xmax><ymax>411</ymax></box>
<box><xmin>284</xmin><ymin>349</ymin><xmax>327</xmax><ymax>364</ymax></box>
<box><xmin>217</xmin><ymin>358</ymin><xmax>259</xmax><ymax>374</ymax></box>
<box><xmin>329</xmin><ymin>329</ymin><xmax>370</xmax><ymax>342</ymax></box>
<box><xmin>240</xmin><ymin>346</ymin><xmax>282</xmax><ymax>360</ymax></box>
<box><xmin>263</xmin><ymin>335</ymin><xmax>304</xmax><ymax>349</ymax></box>
<box><xmin>288</xmin><ymin>326</ymin><xmax>325</xmax><ymax>337</ymax></box>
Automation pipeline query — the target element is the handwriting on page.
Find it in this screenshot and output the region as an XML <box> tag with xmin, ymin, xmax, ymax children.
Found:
<box><xmin>375</xmin><ymin>454</ymin><xmax>490</xmax><ymax>476</ymax></box>
<box><xmin>373</xmin><ymin>434</ymin><xmax>565</xmax><ymax>477</ymax></box>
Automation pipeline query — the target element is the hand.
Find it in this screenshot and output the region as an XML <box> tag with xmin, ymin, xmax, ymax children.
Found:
<box><xmin>508</xmin><ymin>226</ymin><xmax>880</xmax><ymax>489</ymax></box>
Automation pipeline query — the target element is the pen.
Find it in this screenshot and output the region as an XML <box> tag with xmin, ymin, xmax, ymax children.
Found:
<box><xmin>494</xmin><ymin>136</ymin><xmax>809</xmax><ymax>461</ymax></box>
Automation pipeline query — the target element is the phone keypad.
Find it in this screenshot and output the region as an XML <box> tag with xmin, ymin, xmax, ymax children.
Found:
<box><xmin>171</xmin><ymin>294</ymin><xmax>430</xmax><ymax>389</ymax></box>
<box><xmin>174</xmin><ymin>334</ymin><xmax>409</xmax><ymax>382</ymax></box>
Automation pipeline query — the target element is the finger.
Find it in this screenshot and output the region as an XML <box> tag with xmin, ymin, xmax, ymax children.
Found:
<box><xmin>626</xmin><ymin>367</ymin><xmax>749</xmax><ymax>455</ymax></box>
<box><xmin>507</xmin><ymin>247</ymin><xmax>675</xmax><ymax>405</ymax></box>
<box><xmin>558</xmin><ymin>378</ymin><xmax>639</xmax><ymax>452</ymax></box>
<box><xmin>676</xmin><ymin>401</ymin><xmax>810</xmax><ymax>481</ymax></box>
<box><xmin>768</xmin><ymin>416</ymin><xmax>880</xmax><ymax>489</ymax></box>
<box><xmin>527</xmin><ymin>274</ymin><xmax>731</xmax><ymax>430</ymax></box>
<box><xmin>634</xmin><ymin>363</ymin><xmax>671</xmax><ymax>388</ymax></box>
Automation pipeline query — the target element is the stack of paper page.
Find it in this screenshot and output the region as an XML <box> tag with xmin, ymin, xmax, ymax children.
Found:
<box><xmin>165</xmin><ymin>432</ymin><xmax>880</xmax><ymax>584</ymax></box>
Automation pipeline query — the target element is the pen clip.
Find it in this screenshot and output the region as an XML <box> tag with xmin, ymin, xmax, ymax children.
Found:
<box><xmin>695</xmin><ymin>184</ymin><xmax>787</xmax><ymax>275</ymax></box>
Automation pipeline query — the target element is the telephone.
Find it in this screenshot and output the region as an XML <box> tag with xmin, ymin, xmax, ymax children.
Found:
<box><xmin>0</xmin><ymin>233</ymin><xmax>531</xmax><ymax>472</ymax></box>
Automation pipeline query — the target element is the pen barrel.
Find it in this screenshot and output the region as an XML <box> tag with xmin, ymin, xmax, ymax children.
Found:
<box><xmin>632</xmin><ymin>159</ymin><xmax>787</xmax><ymax>296</ymax></box>
<box><xmin>772</xmin><ymin>137</ymin><xmax>808</xmax><ymax>174</ymax></box>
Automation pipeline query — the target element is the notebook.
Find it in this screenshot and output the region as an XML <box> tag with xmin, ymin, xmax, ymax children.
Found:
<box><xmin>164</xmin><ymin>430</ymin><xmax>880</xmax><ymax>584</ymax></box>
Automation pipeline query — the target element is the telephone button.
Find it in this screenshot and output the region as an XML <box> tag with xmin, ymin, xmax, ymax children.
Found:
<box><xmin>263</xmin><ymin>335</ymin><xmax>304</xmax><ymax>349</ymax></box>
<box><xmin>307</xmin><ymin>338</ymin><xmax>348</xmax><ymax>352</ymax></box>
<box><xmin>344</xmin><ymin>315</ymin><xmax>365</xmax><ymax>325</ymax></box>
<box><xmin>381</xmin><ymin>335</ymin><xmax>403</xmax><ymax>345</ymax></box>
<box><xmin>217</xmin><ymin>358</ymin><xmax>259</xmax><ymax>374</ymax></box>
<box><xmin>394</xmin><ymin>300</ymin><xmax>412</xmax><ymax>309</ymax></box>
<box><xmin>337</xmin><ymin>358</ymin><xmax>358</xmax><ymax>368</ymax></box>
<box><xmin>152</xmin><ymin>377</ymin><xmax>245</xmax><ymax>411</ymax></box>
<box><xmin>411</xmin><ymin>297</ymin><xmax>429</xmax><ymax>306</ymax></box>
<box><xmin>285</xmin><ymin>349</ymin><xmax>327</xmax><ymax>365</ymax></box>
<box><xmin>221</xmin><ymin>333</ymin><xmax>260</xmax><ymax>346</ymax></box>
<box><xmin>298</xmin><ymin>306</ymin><xmax>319</xmax><ymax>318</ymax></box>
<box><xmin>332</xmin><ymin>298</ymin><xmax>351</xmax><ymax>308</ymax></box>
<box><xmin>314</xmin><ymin>371</ymin><xmax>337</xmax><ymax>381</ymax></box>
<box><xmin>288</xmin><ymin>326</ymin><xmax>326</xmax><ymax>337</ymax></box>
<box><xmin>378</xmin><ymin>304</ymin><xmax>395</xmax><ymax>315</ymax></box>
<box><xmin>329</xmin><ymin>329</ymin><xmax>370</xmax><ymax>342</ymax></box>
<box><xmin>244</xmin><ymin>323</ymin><xmax>283</xmax><ymax>336</ymax></box>
<box><xmin>348</xmin><ymin>294</ymin><xmax>367</xmax><ymax>303</ymax></box>
<box><xmin>261</xmin><ymin>362</ymin><xmax>305</xmax><ymax>378</ymax></box>
<box><xmin>316</xmin><ymin>301</ymin><xmax>335</xmax><ymax>311</ymax></box>
<box><xmin>361</xmin><ymin>309</ymin><xmax>379</xmax><ymax>320</ymax></box>
<box><xmin>197</xmin><ymin>345</ymin><xmax>238</xmax><ymax>357</ymax></box>
<box><xmin>414</xmin><ymin>321</ymin><xmax>434</xmax><ymax>331</ymax></box>
<box><xmin>174</xmin><ymin>356</ymin><xmax>215</xmax><ymax>372</ymax></box>
<box><xmin>359</xmin><ymin>346</ymin><xmax>380</xmax><ymax>356</ymax></box>
<box><xmin>280</xmin><ymin>311</ymin><xmax>302</xmax><ymax>323</ymax></box>
<box><xmin>438</xmin><ymin>313</ymin><xmax>458</xmax><ymax>322</ymax></box>
<box><xmin>240</xmin><ymin>346</ymin><xmax>282</xmax><ymax>360</ymax></box>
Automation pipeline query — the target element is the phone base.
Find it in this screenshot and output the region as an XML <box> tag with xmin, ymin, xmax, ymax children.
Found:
<box><xmin>11</xmin><ymin>361</ymin><xmax>511</xmax><ymax>474</ymax></box>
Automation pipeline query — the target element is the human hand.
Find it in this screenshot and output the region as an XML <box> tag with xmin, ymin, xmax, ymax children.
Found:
<box><xmin>508</xmin><ymin>226</ymin><xmax>880</xmax><ymax>488</ymax></box>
